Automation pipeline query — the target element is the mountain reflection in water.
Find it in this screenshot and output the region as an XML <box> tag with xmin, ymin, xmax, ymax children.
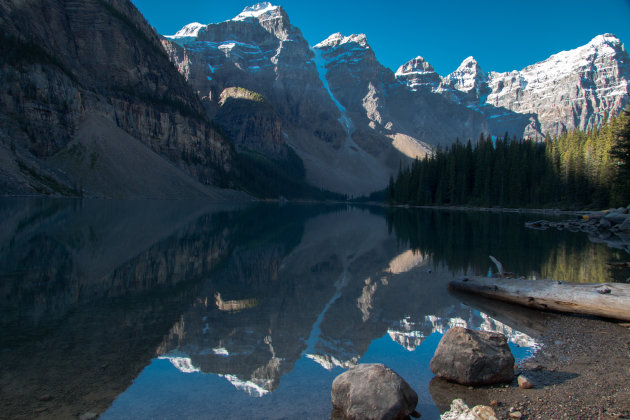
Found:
<box><xmin>0</xmin><ymin>200</ymin><xmax>623</xmax><ymax>420</ymax></box>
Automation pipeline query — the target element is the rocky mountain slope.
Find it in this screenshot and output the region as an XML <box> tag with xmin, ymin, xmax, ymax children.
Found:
<box><xmin>397</xmin><ymin>33</ymin><xmax>630</xmax><ymax>138</ymax></box>
<box><xmin>164</xmin><ymin>3</ymin><xmax>628</xmax><ymax>196</ymax></box>
<box><xmin>3</xmin><ymin>0</ymin><xmax>626</xmax><ymax>198</ymax></box>
<box><xmin>162</xmin><ymin>3</ymin><xmax>485</xmax><ymax>196</ymax></box>
<box><xmin>0</xmin><ymin>0</ymin><xmax>242</xmax><ymax>198</ymax></box>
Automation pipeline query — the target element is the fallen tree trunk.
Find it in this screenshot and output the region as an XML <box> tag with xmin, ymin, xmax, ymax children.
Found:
<box><xmin>449</xmin><ymin>290</ymin><xmax>550</xmax><ymax>339</ymax></box>
<box><xmin>449</xmin><ymin>277</ymin><xmax>630</xmax><ymax>322</ymax></box>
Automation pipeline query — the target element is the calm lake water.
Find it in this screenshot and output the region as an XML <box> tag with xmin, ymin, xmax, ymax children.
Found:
<box><xmin>1</xmin><ymin>199</ymin><xmax>627</xmax><ymax>419</ymax></box>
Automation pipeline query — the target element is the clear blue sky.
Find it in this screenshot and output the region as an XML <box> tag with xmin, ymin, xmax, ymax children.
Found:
<box><xmin>131</xmin><ymin>0</ymin><xmax>630</xmax><ymax>75</ymax></box>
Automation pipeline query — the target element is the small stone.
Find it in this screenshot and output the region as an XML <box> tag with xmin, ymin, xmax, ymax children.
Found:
<box><xmin>597</xmin><ymin>286</ymin><xmax>612</xmax><ymax>294</ymax></box>
<box><xmin>38</xmin><ymin>394</ymin><xmax>53</xmax><ymax>402</ymax></box>
<box><xmin>520</xmin><ymin>362</ymin><xmax>543</xmax><ymax>371</ymax></box>
<box><xmin>442</xmin><ymin>399</ymin><xmax>496</xmax><ymax>420</ymax></box>
<box><xmin>518</xmin><ymin>375</ymin><xmax>534</xmax><ymax>389</ymax></box>
<box><xmin>490</xmin><ymin>399</ymin><xmax>498</xmax><ymax>407</ymax></box>
<box><xmin>79</xmin><ymin>412</ymin><xmax>98</xmax><ymax>420</ymax></box>
<box><xmin>35</xmin><ymin>407</ymin><xmax>47</xmax><ymax>413</ymax></box>
<box><xmin>509</xmin><ymin>411</ymin><xmax>523</xmax><ymax>418</ymax></box>
<box><xmin>471</xmin><ymin>405</ymin><xmax>498</xmax><ymax>420</ymax></box>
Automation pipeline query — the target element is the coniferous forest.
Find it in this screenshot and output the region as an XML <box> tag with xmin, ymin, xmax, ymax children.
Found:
<box><xmin>386</xmin><ymin>110</ymin><xmax>630</xmax><ymax>209</ymax></box>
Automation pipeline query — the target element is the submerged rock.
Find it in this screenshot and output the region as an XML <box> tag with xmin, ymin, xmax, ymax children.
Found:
<box><xmin>430</xmin><ymin>327</ymin><xmax>514</xmax><ymax>385</ymax></box>
<box><xmin>331</xmin><ymin>363</ymin><xmax>419</xmax><ymax>420</ymax></box>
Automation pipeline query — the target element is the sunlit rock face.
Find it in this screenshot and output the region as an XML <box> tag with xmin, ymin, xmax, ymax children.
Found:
<box><xmin>162</xmin><ymin>3</ymin><xmax>485</xmax><ymax>195</ymax></box>
<box><xmin>398</xmin><ymin>34</ymin><xmax>630</xmax><ymax>138</ymax></box>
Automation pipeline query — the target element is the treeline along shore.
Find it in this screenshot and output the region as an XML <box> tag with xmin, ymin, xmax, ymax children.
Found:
<box><xmin>386</xmin><ymin>110</ymin><xmax>630</xmax><ymax>210</ymax></box>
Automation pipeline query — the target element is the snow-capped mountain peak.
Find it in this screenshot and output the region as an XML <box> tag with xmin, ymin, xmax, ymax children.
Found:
<box><xmin>233</xmin><ymin>2</ymin><xmax>281</xmax><ymax>21</ymax></box>
<box><xmin>395</xmin><ymin>56</ymin><xmax>436</xmax><ymax>77</ymax></box>
<box><xmin>168</xmin><ymin>22</ymin><xmax>205</xmax><ymax>39</ymax></box>
<box><xmin>445</xmin><ymin>56</ymin><xmax>487</xmax><ymax>92</ymax></box>
<box><xmin>588</xmin><ymin>33</ymin><xmax>623</xmax><ymax>51</ymax></box>
<box><xmin>315</xmin><ymin>33</ymin><xmax>369</xmax><ymax>50</ymax></box>
<box><xmin>395</xmin><ymin>56</ymin><xmax>442</xmax><ymax>92</ymax></box>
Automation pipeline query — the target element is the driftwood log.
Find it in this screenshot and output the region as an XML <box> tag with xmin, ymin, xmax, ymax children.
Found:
<box><xmin>449</xmin><ymin>277</ymin><xmax>630</xmax><ymax>322</ymax></box>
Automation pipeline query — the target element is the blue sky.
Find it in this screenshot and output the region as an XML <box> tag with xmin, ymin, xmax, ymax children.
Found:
<box><xmin>131</xmin><ymin>0</ymin><xmax>630</xmax><ymax>75</ymax></box>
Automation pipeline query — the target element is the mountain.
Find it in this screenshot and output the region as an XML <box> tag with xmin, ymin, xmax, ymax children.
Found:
<box><xmin>164</xmin><ymin>3</ymin><xmax>629</xmax><ymax>196</ymax></box>
<box><xmin>162</xmin><ymin>3</ymin><xmax>486</xmax><ymax>196</ymax></box>
<box><xmin>398</xmin><ymin>33</ymin><xmax>630</xmax><ymax>138</ymax></box>
<box><xmin>0</xmin><ymin>0</ymin><xmax>245</xmax><ymax>199</ymax></box>
<box><xmin>3</xmin><ymin>1</ymin><xmax>626</xmax><ymax>198</ymax></box>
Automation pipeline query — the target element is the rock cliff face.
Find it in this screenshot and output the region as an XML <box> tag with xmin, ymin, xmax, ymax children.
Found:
<box><xmin>0</xmin><ymin>0</ymin><xmax>237</xmax><ymax>198</ymax></box>
<box><xmin>398</xmin><ymin>34</ymin><xmax>630</xmax><ymax>138</ymax></box>
<box><xmin>312</xmin><ymin>32</ymin><xmax>487</xmax><ymax>151</ymax></box>
<box><xmin>162</xmin><ymin>3</ymin><xmax>485</xmax><ymax>195</ymax></box>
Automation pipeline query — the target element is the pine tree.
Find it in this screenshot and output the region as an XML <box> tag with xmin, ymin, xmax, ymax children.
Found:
<box><xmin>610</xmin><ymin>109</ymin><xmax>630</xmax><ymax>205</ymax></box>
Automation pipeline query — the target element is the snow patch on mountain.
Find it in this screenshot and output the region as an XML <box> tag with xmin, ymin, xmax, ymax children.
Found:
<box><xmin>169</xmin><ymin>22</ymin><xmax>205</xmax><ymax>38</ymax></box>
<box><xmin>311</xmin><ymin>47</ymin><xmax>354</xmax><ymax>135</ymax></box>
<box><xmin>315</xmin><ymin>32</ymin><xmax>369</xmax><ymax>49</ymax></box>
<box><xmin>218</xmin><ymin>374</ymin><xmax>270</xmax><ymax>397</ymax></box>
<box><xmin>159</xmin><ymin>356</ymin><xmax>201</xmax><ymax>374</ymax></box>
<box><xmin>306</xmin><ymin>353</ymin><xmax>358</xmax><ymax>370</ymax></box>
<box><xmin>232</xmin><ymin>2</ymin><xmax>280</xmax><ymax>21</ymax></box>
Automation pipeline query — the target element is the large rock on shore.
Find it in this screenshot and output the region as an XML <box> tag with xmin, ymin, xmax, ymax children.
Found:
<box><xmin>430</xmin><ymin>327</ymin><xmax>514</xmax><ymax>385</ymax></box>
<box><xmin>331</xmin><ymin>363</ymin><xmax>419</xmax><ymax>420</ymax></box>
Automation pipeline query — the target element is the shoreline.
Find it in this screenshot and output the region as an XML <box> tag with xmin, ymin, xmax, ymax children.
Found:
<box><xmin>432</xmin><ymin>311</ymin><xmax>630</xmax><ymax>419</ymax></box>
<box><xmin>387</xmin><ymin>204</ymin><xmax>587</xmax><ymax>216</ymax></box>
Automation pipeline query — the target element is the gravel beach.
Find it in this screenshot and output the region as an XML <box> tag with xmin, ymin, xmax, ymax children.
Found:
<box><xmin>432</xmin><ymin>313</ymin><xmax>630</xmax><ymax>419</ymax></box>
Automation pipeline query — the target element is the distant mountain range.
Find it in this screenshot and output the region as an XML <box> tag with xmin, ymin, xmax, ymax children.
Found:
<box><xmin>0</xmin><ymin>0</ymin><xmax>627</xmax><ymax>197</ymax></box>
<box><xmin>163</xmin><ymin>2</ymin><xmax>630</xmax><ymax>195</ymax></box>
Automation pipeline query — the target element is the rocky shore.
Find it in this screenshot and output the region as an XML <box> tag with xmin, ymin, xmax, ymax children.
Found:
<box><xmin>526</xmin><ymin>206</ymin><xmax>630</xmax><ymax>256</ymax></box>
<box><xmin>432</xmin><ymin>312</ymin><xmax>630</xmax><ymax>419</ymax></box>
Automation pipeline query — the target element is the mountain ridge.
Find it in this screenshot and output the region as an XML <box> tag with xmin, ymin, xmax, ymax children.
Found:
<box><xmin>398</xmin><ymin>32</ymin><xmax>630</xmax><ymax>137</ymax></box>
<box><xmin>162</xmin><ymin>4</ymin><xmax>486</xmax><ymax>195</ymax></box>
<box><xmin>164</xmin><ymin>3</ymin><xmax>628</xmax><ymax>196</ymax></box>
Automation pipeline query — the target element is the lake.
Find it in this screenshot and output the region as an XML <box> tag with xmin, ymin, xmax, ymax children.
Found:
<box><xmin>1</xmin><ymin>199</ymin><xmax>627</xmax><ymax>419</ymax></box>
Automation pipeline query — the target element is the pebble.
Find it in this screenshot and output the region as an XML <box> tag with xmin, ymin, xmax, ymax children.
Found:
<box><xmin>38</xmin><ymin>394</ymin><xmax>53</xmax><ymax>402</ymax></box>
<box><xmin>471</xmin><ymin>405</ymin><xmax>498</xmax><ymax>420</ymax></box>
<box><xmin>79</xmin><ymin>412</ymin><xmax>98</xmax><ymax>420</ymax></box>
<box><xmin>518</xmin><ymin>375</ymin><xmax>534</xmax><ymax>389</ymax></box>
<box><xmin>509</xmin><ymin>411</ymin><xmax>523</xmax><ymax>418</ymax></box>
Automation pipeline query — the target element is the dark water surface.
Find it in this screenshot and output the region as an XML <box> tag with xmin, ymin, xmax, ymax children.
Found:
<box><xmin>1</xmin><ymin>199</ymin><xmax>626</xmax><ymax>419</ymax></box>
